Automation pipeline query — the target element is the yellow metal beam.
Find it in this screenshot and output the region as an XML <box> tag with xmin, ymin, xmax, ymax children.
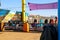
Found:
<box><xmin>22</xmin><ymin>0</ymin><xmax>26</xmax><ymax>23</ymax></box>
<box><xmin>22</xmin><ymin>0</ymin><xmax>29</xmax><ymax>32</ymax></box>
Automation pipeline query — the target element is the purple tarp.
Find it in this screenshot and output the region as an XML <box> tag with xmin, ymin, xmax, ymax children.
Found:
<box><xmin>28</xmin><ymin>2</ymin><xmax>58</xmax><ymax>11</ymax></box>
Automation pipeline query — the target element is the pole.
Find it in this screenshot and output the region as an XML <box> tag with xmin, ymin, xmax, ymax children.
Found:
<box><xmin>22</xmin><ymin>0</ymin><xmax>29</xmax><ymax>32</ymax></box>
<box><xmin>22</xmin><ymin>0</ymin><xmax>26</xmax><ymax>22</ymax></box>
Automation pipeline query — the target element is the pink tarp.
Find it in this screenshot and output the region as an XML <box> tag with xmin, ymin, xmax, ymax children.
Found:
<box><xmin>28</xmin><ymin>2</ymin><xmax>58</xmax><ymax>11</ymax></box>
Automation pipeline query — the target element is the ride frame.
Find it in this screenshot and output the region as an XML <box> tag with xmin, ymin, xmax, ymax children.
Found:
<box><xmin>1</xmin><ymin>0</ymin><xmax>29</xmax><ymax>32</ymax></box>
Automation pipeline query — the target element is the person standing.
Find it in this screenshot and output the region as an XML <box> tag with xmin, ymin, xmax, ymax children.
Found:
<box><xmin>54</xmin><ymin>17</ymin><xmax>58</xmax><ymax>31</ymax></box>
<box><xmin>40</xmin><ymin>19</ymin><xmax>57</xmax><ymax>40</ymax></box>
<box><xmin>31</xmin><ymin>19</ymin><xmax>37</xmax><ymax>31</ymax></box>
<box><xmin>39</xmin><ymin>19</ymin><xmax>44</xmax><ymax>31</ymax></box>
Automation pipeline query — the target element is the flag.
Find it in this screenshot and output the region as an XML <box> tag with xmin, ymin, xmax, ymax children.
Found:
<box><xmin>28</xmin><ymin>2</ymin><xmax>58</xmax><ymax>11</ymax></box>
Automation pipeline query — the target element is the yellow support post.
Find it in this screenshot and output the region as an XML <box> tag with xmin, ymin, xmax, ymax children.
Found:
<box><xmin>22</xmin><ymin>0</ymin><xmax>29</xmax><ymax>32</ymax></box>
<box><xmin>22</xmin><ymin>0</ymin><xmax>25</xmax><ymax>22</ymax></box>
<box><xmin>1</xmin><ymin>22</ymin><xmax>5</xmax><ymax>31</ymax></box>
<box><xmin>0</xmin><ymin>1</ymin><xmax>5</xmax><ymax>31</ymax></box>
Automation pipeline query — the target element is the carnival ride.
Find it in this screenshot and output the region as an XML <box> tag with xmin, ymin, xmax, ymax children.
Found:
<box><xmin>0</xmin><ymin>0</ymin><xmax>58</xmax><ymax>32</ymax></box>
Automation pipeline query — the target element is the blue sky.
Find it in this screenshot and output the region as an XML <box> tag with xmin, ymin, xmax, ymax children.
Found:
<box><xmin>0</xmin><ymin>0</ymin><xmax>58</xmax><ymax>17</ymax></box>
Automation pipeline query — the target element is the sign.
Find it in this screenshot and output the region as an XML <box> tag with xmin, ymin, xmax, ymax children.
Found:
<box><xmin>28</xmin><ymin>2</ymin><xmax>58</xmax><ymax>10</ymax></box>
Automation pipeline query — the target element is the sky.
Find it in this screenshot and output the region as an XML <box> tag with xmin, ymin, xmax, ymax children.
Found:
<box><xmin>0</xmin><ymin>0</ymin><xmax>58</xmax><ymax>17</ymax></box>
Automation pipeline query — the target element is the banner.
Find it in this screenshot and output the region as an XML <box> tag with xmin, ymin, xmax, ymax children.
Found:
<box><xmin>28</xmin><ymin>2</ymin><xmax>58</xmax><ymax>11</ymax></box>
